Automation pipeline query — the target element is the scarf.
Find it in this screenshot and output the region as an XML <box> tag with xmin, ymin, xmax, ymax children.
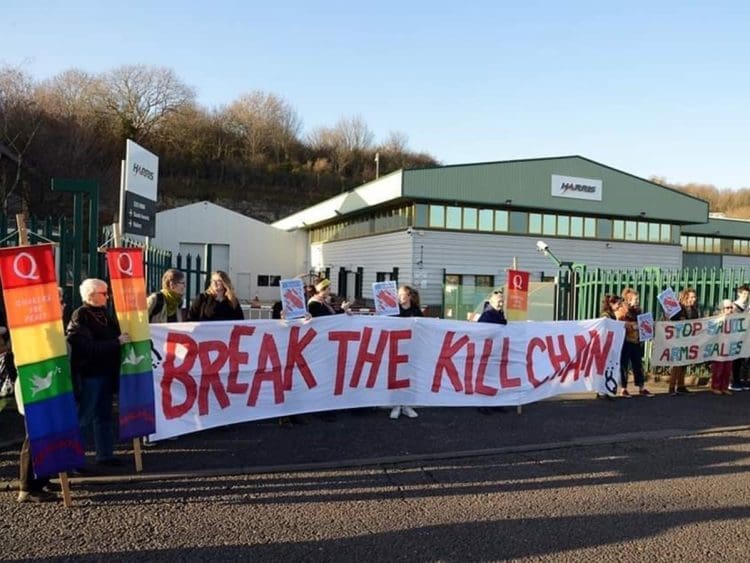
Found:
<box><xmin>162</xmin><ymin>289</ymin><xmax>183</xmax><ymax>317</ymax></box>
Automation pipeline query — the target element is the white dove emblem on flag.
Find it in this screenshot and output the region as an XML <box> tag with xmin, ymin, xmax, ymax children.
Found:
<box><xmin>122</xmin><ymin>347</ymin><xmax>146</xmax><ymax>368</ymax></box>
<box><xmin>30</xmin><ymin>367</ymin><xmax>61</xmax><ymax>396</ymax></box>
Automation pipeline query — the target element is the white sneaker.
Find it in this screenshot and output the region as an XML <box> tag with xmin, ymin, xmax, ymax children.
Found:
<box><xmin>0</xmin><ymin>378</ymin><xmax>13</xmax><ymax>398</ymax></box>
<box><xmin>389</xmin><ymin>406</ymin><xmax>401</xmax><ymax>419</ymax></box>
<box><xmin>402</xmin><ymin>406</ymin><xmax>418</xmax><ymax>418</ymax></box>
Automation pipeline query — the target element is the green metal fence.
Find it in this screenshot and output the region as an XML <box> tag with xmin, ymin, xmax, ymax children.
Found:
<box><xmin>569</xmin><ymin>266</ymin><xmax>750</xmax><ymax>321</ymax></box>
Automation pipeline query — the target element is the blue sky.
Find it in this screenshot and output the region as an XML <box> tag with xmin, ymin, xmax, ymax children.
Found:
<box><xmin>3</xmin><ymin>1</ymin><xmax>749</xmax><ymax>188</ymax></box>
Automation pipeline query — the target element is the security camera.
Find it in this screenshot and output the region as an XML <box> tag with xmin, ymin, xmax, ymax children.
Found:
<box><xmin>536</xmin><ymin>240</ymin><xmax>549</xmax><ymax>253</ymax></box>
<box><xmin>407</xmin><ymin>227</ymin><xmax>413</xmax><ymax>235</ymax></box>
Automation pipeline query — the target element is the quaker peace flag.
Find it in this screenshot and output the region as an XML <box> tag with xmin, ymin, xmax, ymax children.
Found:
<box><xmin>0</xmin><ymin>244</ymin><xmax>84</xmax><ymax>477</ymax></box>
<box><xmin>106</xmin><ymin>248</ymin><xmax>155</xmax><ymax>439</ymax></box>
<box><xmin>505</xmin><ymin>269</ymin><xmax>530</xmax><ymax>321</ymax></box>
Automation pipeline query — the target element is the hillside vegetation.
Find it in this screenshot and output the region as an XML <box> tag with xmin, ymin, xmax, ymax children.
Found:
<box><xmin>2</xmin><ymin>64</ymin><xmax>747</xmax><ymax>223</ymax></box>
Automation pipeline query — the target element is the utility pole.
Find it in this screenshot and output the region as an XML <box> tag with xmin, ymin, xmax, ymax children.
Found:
<box><xmin>374</xmin><ymin>152</ymin><xmax>380</xmax><ymax>179</ymax></box>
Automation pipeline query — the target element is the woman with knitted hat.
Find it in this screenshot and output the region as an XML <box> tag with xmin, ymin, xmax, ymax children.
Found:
<box><xmin>307</xmin><ymin>279</ymin><xmax>351</xmax><ymax>317</ymax></box>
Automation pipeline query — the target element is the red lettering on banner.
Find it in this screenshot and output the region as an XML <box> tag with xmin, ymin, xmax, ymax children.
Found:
<box><xmin>431</xmin><ymin>331</ymin><xmax>470</xmax><ymax>392</ymax></box>
<box><xmin>227</xmin><ymin>325</ymin><xmax>255</xmax><ymax>394</ymax></box>
<box><xmin>283</xmin><ymin>326</ymin><xmax>318</xmax><ymax>391</ymax></box>
<box><xmin>546</xmin><ymin>335</ymin><xmax>572</xmax><ymax>380</ymax></box>
<box><xmin>162</xmin><ymin>333</ymin><xmax>198</xmax><ymax>419</ymax></box>
<box><xmin>329</xmin><ymin>330</ymin><xmax>360</xmax><ymax>395</ymax></box>
<box><xmin>526</xmin><ymin>337</ymin><xmax>549</xmax><ymax>388</ymax></box>
<box><xmin>560</xmin><ymin>334</ymin><xmax>590</xmax><ymax>382</ymax></box>
<box><xmin>464</xmin><ymin>341</ymin><xmax>475</xmax><ymax>395</ymax></box>
<box><xmin>197</xmin><ymin>340</ymin><xmax>230</xmax><ymax>415</ymax></box>
<box><xmin>351</xmin><ymin>327</ymin><xmax>388</xmax><ymax>388</ymax></box>
<box><xmin>387</xmin><ymin>329</ymin><xmax>411</xmax><ymax>389</ymax></box>
<box><xmin>499</xmin><ymin>337</ymin><xmax>521</xmax><ymax>388</ymax></box>
<box><xmin>475</xmin><ymin>339</ymin><xmax>497</xmax><ymax>396</ymax></box>
<box><xmin>248</xmin><ymin>334</ymin><xmax>284</xmax><ymax>405</ymax></box>
<box><xmin>583</xmin><ymin>329</ymin><xmax>614</xmax><ymax>376</ymax></box>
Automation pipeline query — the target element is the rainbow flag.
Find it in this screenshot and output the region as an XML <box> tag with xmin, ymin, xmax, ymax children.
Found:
<box><xmin>106</xmin><ymin>248</ymin><xmax>155</xmax><ymax>440</ymax></box>
<box><xmin>0</xmin><ymin>244</ymin><xmax>84</xmax><ymax>476</ymax></box>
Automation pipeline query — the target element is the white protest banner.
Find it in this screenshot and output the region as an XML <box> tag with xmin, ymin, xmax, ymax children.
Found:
<box><xmin>149</xmin><ymin>316</ymin><xmax>624</xmax><ymax>440</ymax></box>
<box><xmin>280</xmin><ymin>278</ymin><xmax>306</xmax><ymax>319</ymax></box>
<box><xmin>637</xmin><ymin>312</ymin><xmax>654</xmax><ymax>342</ymax></box>
<box><xmin>657</xmin><ymin>287</ymin><xmax>682</xmax><ymax>319</ymax></box>
<box><xmin>372</xmin><ymin>281</ymin><xmax>399</xmax><ymax>316</ymax></box>
<box><xmin>651</xmin><ymin>312</ymin><xmax>749</xmax><ymax>367</ymax></box>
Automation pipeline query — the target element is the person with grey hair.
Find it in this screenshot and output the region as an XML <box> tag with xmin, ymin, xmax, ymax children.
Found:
<box><xmin>67</xmin><ymin>278</ymin><xmax>130</xmax><ymax>467</ymax></box>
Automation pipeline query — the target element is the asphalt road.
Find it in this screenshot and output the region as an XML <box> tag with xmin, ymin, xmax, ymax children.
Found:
<box><xmin>3</xmin><ymin>383</ymin><xmax>750</xmax><ymax>561</ymax></box>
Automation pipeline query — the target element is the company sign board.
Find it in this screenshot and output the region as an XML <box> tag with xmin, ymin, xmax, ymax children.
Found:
<box><xmin>550</xmin><ymin>174</ymin><xmax>602</xmax><ymax>202</ymax></box>
<box><xmin>122</xmin><ymin>140</ymin><xmax>158</xmax><ymax>237</ymax></box>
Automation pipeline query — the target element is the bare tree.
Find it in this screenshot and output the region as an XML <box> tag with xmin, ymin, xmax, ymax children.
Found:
<box><xmin>0</xmin><ymin>65</ymin><xmax>42</xmax><ymax>210</ymax></box>
<box><xmin>308</xmin><ymin>115</ymin><xmax>374</xmax><ymax>182</ymax></box>
<box><xmin>93</xmin><ymin>64</ymin><xmax>195</xmax><ymax>141</ymax></box>
<box><xmin>224</xmin><ymin>91</ymin><xmax>302</xmax><ymax>165</ymax></box>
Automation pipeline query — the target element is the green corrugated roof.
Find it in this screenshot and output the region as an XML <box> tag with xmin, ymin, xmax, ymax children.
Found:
<box><xmin>682</xmin><ymin>216</ymin><xmax>750</xmax><ymax>238</ymax></box>
<box><xmin>402</xmin><ymin>155</ymin><xmax>708</xmax><ymax>224</ymax></box>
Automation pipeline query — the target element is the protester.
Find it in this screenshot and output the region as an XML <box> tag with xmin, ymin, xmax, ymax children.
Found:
<box><xmin>307</xmin><ymin>279</ymin><xmax>351</xmax><ymax>422</ymax></box>
<box><xmin>307</xmin><ymin>278</ymin><xmax>351</xmax><ymax>316</ymax></box>
<box><xmin>0</xmin><ymin>299</ymin><xmax>14</xmax><ymax>398</ymax></box>
<box><xmin>730</xmin><ymin>284</ymin><xmax>750</xmax><ymax>391</ymax></box>
<box><xmin>67</xmin><ymin>279</ymin><xmax>130</xmax><ymax>467</ymax></box>
<box><xmin>148</xmin><ymin>268</ymin><xmax>186</xmax><ymax>323</ymax></box>
<box><xmin>596</xmin><ymin>294</ymin><xmax>622</xmax><ymax>400</ymax></box>
<box><xmin>667</xmin><ymin>287</ymin><xmax>700</xmax><ymax>395</ymax></box>
<box><xmin>712</xmin><ymin>299</ymin><xmax>735</xmax><ymax>396</ymax></box>
<box><xmin>477</xmin><ymin>288</ymin><xmax>510</xmax><ymax>413</ymax></box>
<box><xmin>616</xmin><ymin>288</ymin><xmax>653</xmax><ymax>398</ymax></box>
<box><xmin>188</xmin><ymin>270</ymin><xmax>244</xmax><ymax>321</ymax></box>
<box><xmin>389</xmin><ymin>285</ymin><xmax>422</xmax><ymax>419</ymax></box>
<box><xmin>144</xmin><ymin>269</ymin><xmax>186</xmax><ymax>446</ymax></box>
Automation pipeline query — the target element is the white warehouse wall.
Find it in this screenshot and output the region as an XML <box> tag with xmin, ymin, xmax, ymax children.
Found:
<box><xmin>151</xmin><ymin>201</ymin><xmax>307</xmax><ymax>302</ymax></box>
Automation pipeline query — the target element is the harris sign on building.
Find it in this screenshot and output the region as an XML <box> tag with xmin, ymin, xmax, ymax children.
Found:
<box><xmin>550</xmin><ymin>174</ymin><xmax>603</xmax><ymax>201</ymax></box>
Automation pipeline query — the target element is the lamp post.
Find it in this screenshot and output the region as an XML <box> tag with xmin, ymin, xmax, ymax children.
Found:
<box><xmin>536</xmin><ymin>240</ymin><xmax>579</xmax><ymax>320</ymax></box>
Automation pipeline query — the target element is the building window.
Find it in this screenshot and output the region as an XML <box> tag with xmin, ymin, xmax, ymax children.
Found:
<box><xmin>584</xmin><ymin>217</ymin><xmax>596</xmax><ymax>238</ymax></box>
<box><xmin>463</xmin><ymin>207</ymin><xmax>478</xmax><ymax>230</ymax></box>
<box><xmin>542</xmin><ymin>214</ymin><xmax>556</xmax><ymax>236</ymax></box>
<box><xmin>529</xmin><ymin>213</ymin><xmax>542</xmax><ymax>234</ymax></box>
<box><xmin>558</xmin><ymin>215</ymin><xmax>570</xmax><ymax>237</ymax></box>
<box><xmin>475</xmin><ymin>274</ymin><xmax>494</xmax><ymax>291</ymax></box>
<box><xmin>429</xmin><ymin>205</ymin><xmax>445</xmax><ymax>228</ymax></box>
<box><xmin>570</xmin><ymin>216</ymin><xmax>583</xmax><ymax>237</ymax></box>
<box><xmin>446</xmin><ymin>206</ymin><xmax>462</xmax><ymax>229</ymax></box>
<box><xmin>661</xmin><ymin>224</ymin><xmax>671</xmax><ymax>242</ymax></box>
<box><xmin>478</xmin><ymin>209</ymin><xmax>494</xmax><ymax>231</ymax></box>
<box><xmin>257</xmin><ymin>275</ymin><xmax>280</xmax><ymax>287</ymax></box>
<box><xmin>613</xmin><ymin>220</ymin><xmax>624</xmax><ymax>240</ymax></box>
<box><xmin>494</xmin><ymin>210</ymin><xmax>509</xmax><ymax>232</ymax></box>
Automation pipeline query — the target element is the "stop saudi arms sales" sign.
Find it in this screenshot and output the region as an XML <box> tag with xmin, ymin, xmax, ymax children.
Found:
<box><xmin>651</xmin><ymin>311</ymin><xmax>748</xmax><ymax>367</ymax></box>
